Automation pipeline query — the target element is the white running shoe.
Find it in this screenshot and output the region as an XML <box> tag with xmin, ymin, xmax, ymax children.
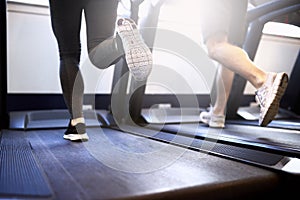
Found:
<box><xmin>199</xmin><ymin>108</ymin><xmax>225</xmax><ymax>128</ymax></box>
<box><xmin>63</xmin><ymin>133</ymin><xmax>89</xmax><ymax>142</ymax></box>
<box><xmin>117</xmin><ymin>18</ymin><xmax>152</xmax><ymax>81</ymax></box>
<box><xmin>255</xmin><ymin>72</ymin><xmax>288</xmax><ymax>127</ymax></box>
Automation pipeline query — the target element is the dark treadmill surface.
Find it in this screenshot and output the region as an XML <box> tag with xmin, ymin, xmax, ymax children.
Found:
<box><xmin>0</xmin><ymin>128</ymin><xmax>286</xmax><ymax>200</ymax></box>
<box><xmin>227</xmin><ymin>118</ymin><xmax>300</xmax><ymax>131</ymax></box>
<box><xmin>154</xmin><ymin>123</ymin><xmax>300</xmax><ymax>157</ymax></box>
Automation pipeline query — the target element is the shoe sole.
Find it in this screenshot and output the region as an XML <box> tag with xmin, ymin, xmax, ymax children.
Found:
<box><xmin>117</xmin><ymin>18</ymin><xmax>152</xmax><ymax>81</ymax></box>
<box><xmin>200</xmin><ymin>111</ymin><xmax>225</xmax><ymax>128</ymax></box>
<box><xmin>209</xmin><ymin>121</ymin><xmax>225</xmax><ymax>128</ymax></box>
<box><xmin>63</xmin><ymin>133</ymin><xmax>89</xmax><ymax>142</ymax></box>
<box><xmin>259</xmin><ymin>72</ymin><xmax>288</xmax><ymax>126</ymax></box>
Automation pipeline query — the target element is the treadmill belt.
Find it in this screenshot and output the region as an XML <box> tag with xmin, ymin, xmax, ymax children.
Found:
<box><xmin>150</xmin><ymin>123</ymin><xmax>300</xmax><ymax>157</ymax></box>
<box><xmin>114</xmin><ymin>125</ymin><xmax>296</xmax><ymax>173</ymax></box>
<box><xmin>227</xmin><ymin>119</ymin><xmax>300</xmax><ymax>131</ymax></box>
<box><xmin>0</xmin><ymin>131</ymin><xmax>52</xmax><ymax>198</ymax></box>
<box><xmin>152</xmin><ymin>130</ymin><xmax>284</xmax><ymax>166</ymax></box>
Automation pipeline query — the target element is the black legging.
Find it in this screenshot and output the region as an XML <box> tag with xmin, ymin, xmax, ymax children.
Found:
<box><xmin>49</xmin><ymin>0</ymin><xmax>123</xmax><ymax>119</ymax></box>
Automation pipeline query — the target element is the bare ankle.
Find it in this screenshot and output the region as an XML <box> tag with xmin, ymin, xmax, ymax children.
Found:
<box><xmin>255</xmin><ymin>73</ymin><xmax>269</xmax><ymax>89</ymax></box>
<box><xmin>212</xmin><ymin>106</ymin><xmax>225</xmax><ymax>116</ymax></box>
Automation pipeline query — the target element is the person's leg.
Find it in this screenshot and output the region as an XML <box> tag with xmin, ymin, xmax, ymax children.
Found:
<box><xmin>214</xmin><ymin>65</ymin><xmax>235</xmax><ymax>115</ymax></box>
<box><xmin>200</xmin><ymin>0</ymin><xmax>288</xmax><ymax>127</ymax></box>
<box><xmin>205</xmin><ymin>33</ymin><xmax>235</xmax><ymax>116</ymax></box>
<box><xmin>206</xmin><ymin>37</ymin><xmax>267</xmax><ymax>90</ymax></box>
<box><xmin>85</xmin><ymin>0</ymin><xmax>152</xmax><ymax>81</ymax></box>
<box><xmin>199</xmin><ymin>1</ymin><xmax>236</xmax><ymax>128</ymax></box>
<box><xmin>199</xmin><ymin>63</ymin><xmax>232</xmax><ymax>128</ymax></box>
<box><xmin>85</xmin><ymin>0</ymin><xmax>122</xmax><ymax>69</ymax></box>
<box><xmin>205</xmin><ymin>35</ymin><xmax>289</xmax><ymax>128</ymax></box>
<box><xmin>49</xmin><ymin>0</ymin><xmax>88</xmax><ymax>141</ymax></box>
<box><xmin>200</xmin><ymin>34</ymin><xmax>237</xmax><ymax>128</ymax></box>
<box><xmin>204</xmin><ymin>32</ymin><xmax>288</xmax><ymax>127</ymax></box>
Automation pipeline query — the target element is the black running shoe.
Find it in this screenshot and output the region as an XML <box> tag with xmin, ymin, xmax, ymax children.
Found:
<box><xmin>63</xmin><ymin>120</ymin><xmax>89</xmax><ymax>142</ymax></box>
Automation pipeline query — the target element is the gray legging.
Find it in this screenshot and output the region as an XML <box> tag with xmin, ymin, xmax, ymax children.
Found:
<box><xmin>49</xmin><ymin>0</ymin><xmax>123</xmax><ymax>119</ymax></box>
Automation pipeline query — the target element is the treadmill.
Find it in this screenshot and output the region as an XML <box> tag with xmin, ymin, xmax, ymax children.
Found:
<box><xmin>5</xmin><ymin>0</ymin><xmax>300</xmax><ymax>175</ymax></box>
<box><xmin>1</xmin><ymin>0</ymin><xmax>300</xmax><ymax>199</ymax></box>
<box><xmin>1</xmin><ymin>0</ymin><xmax>300</xmax><ymax>173</ymax></box>
<box><xmin>107</xmin><ymin>0</ymin><xmax>300</xmax><ymax>176</ymax></box>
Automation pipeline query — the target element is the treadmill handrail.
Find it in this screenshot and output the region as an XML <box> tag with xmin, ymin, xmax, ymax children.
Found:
<box><xmin>256</xmin><ymin>4</ymin><xmax>300</xmax><ymax>25</ymax></box>
<box><xmin>244</xmin><ymin>4</ymin><xmax>300</xmax><ymax>60</ymax></box>
<box><xmin>247</xmin><ymin>0</ymin><xmax>299</xmax><ymax>23</ymax></box>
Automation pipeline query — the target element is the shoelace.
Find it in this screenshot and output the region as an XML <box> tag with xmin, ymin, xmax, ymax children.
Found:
<box><xmin>255</xmin><ymin>85</ymin><xmax>269</xmax><ymax>108</ymax></box>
